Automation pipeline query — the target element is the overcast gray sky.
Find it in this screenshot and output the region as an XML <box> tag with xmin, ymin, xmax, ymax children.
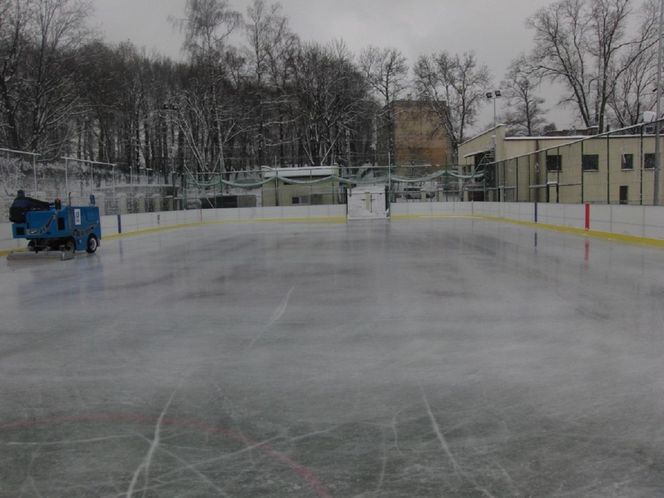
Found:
<box><xmin>91</xmin><ymin>0</ymin><xmax>573</xmax><ymax>132</ymax></box>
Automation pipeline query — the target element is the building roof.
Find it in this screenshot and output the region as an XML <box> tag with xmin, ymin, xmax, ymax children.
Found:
<box><xmin>261</xmin><ymin>166</ymin><xmax>339</xmax><ymax>179</ymax></box>
<box><xmin>504</xmin><ymin>136</ymin><xmax>587</xmax><ymax>141</ymax></box>
<box><xmin>459</xmin><ymin>124</ymin><xmax>506</xmax><ymax>148</ymax></box>
<box><xmin>462</xmin><ymin>148</ymin><xmax>492</xmax><ymax>158</ymax></box>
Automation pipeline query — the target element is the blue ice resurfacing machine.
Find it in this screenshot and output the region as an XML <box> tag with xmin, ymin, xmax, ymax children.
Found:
<box><xmin>8</xmin><ymin>193</ymin><xmax>101</xmax><ymax>261</ymax></box>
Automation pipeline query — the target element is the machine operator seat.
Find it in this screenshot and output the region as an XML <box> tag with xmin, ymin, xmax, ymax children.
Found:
<box><xmin>9</xmin><ymin>190</ymin><xmax>52</xmax><ymax>224</ymax></box>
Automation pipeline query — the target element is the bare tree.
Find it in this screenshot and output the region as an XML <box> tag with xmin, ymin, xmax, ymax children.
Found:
<box><xmin>175</xmin><ymin>0</ymin><xmax>241</xmax><ymax>63</ymax></box>
<box><xmin>608</xmin><ymin>0</ymin><xmax>659</xmax><ymax>126</ymax></box>
<box><xmin>528</xmin><ymin>0</ymin><xmax>658</xmax><ymax>133</ymax></box>
<box><xmin>256</xmin><ymin>3</ymin><xmax>300</xmax><ymax>166</ymax></box>
<box><xmin>359</xmin><ymin>46</ymin><xmax>408</xmax><ymax>162</ymax></box>
<box><xmin>360</xmin><ymin>47</ymin><xmax>409</xmax><ymax>104</ymax></box>
<box><xmin>501</xmin><ymin>55</ymin><xmax>547</xmax><ymax>136</ymax></box>
<box><xmin>0</xmin><ymin>0</ymin><xmax>31</xmax><ymax>148</ymax></box>
<box><xmin>29</xmin><ymin>0</ymin><xmax>92</xmax><ymax>154</ymax></box>
<box><xmin>172</xmin><ymin>0</ymin><xmax>244</xmax><ymax>173</ymax></box>
<box><xmin>0</xmin><ymin>0</ymin><xmax>393</xmax><ymax>172</ymax></box>
<box><xmin>245</xmin><ymin>0</ymin><xmax>285</xmax><ymax>85</ymax></box>
<box><xmin>414</xmin><ymin>51</ymin><xmax>491</xmax><ymax>161</ymax></box>
<box><xmin>0</xmin><ymin>0</ymin><xmax>92</xmax><ymax>154</ymax></box>
<box><xmin>291</xmin><ymin>42</ymin><xmax>369</xmax><ymax>166</ymax></box>
<box><xmin>244</xmin><ymin>0</ymin><xmax>300</xmax><ymax>166</ymax></box>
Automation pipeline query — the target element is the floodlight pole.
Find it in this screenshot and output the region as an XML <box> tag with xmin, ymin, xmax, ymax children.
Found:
<box><xmin>487</xmin><ymin>90</ymin><xmax>502</xmax><ymax>201</ymax></box>
<box><xmin>493</xmin><ymin>97</ymin><xmax>497</xmax><ymax>132</ymax></box>
<box><xmin>655</xmin><ymin>0</ymin><xmax>664</xmax><ymax>206</ymax></box>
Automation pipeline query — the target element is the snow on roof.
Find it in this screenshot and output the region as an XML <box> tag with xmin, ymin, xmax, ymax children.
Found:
<box><xmin>463</xmin><ymin>148</ymin><xmax>491</xmax><ymax>158</ymax></box>
<box><xmin>459</xmin><ymin>124</ymin><xmax>506</xmax><ymax>147</ymax></box>
<box><xmin>504</xmin><ymin>136</ymin><xmax>587</xmax><ymax>141</ymax></box>
<box><xmin>262</xmin><ymin>166</ymin><xmax>339</xmax><ymax>179</ymax></box>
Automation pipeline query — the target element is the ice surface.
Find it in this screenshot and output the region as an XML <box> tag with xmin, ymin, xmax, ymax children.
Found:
<box><xmin>1</xmin><ymin>219</ymin><xmax>664</xmax><ymax>497</ymax></box>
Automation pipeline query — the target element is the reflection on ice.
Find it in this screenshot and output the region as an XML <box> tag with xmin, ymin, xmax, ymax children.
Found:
<box><xmin>1</xmin><ymin>219</ymin><xmax>664</xmax><ymax>496</ymax></box>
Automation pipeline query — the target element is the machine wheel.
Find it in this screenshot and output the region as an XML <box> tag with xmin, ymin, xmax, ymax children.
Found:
<box><xmin>64</xmin><ymin>238</ymin><xmax>76</xmax><ymax>254</ymax></box>
<box><xmin>28</xmin><ymin>239</ymin><xmax>45</xmax><ymax>253</ymax></box>
<box><xmin>86</xmin><ymin>235</ymin><xmax>98</xmax><ymax>254</ymax></box>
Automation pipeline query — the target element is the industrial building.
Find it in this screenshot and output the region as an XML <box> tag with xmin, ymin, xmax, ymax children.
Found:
<box><xmin>459</xmin><ymin>124</ymin><xmax>664</xmax><ymax>205</ymax></box>
<box><xmin>376</xmin><ymin>100</ymin><xmax>451</xmax><ymax>172</ymax></box>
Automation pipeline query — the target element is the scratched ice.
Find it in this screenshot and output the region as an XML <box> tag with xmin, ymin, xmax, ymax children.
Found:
<box><xmin>2</xmin><ymin>219</ymin><xmax>664</xmax><ymax>497</ymax></box>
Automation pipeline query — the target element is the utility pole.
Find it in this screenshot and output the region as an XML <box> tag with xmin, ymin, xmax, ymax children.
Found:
<box><xmin>655</xmin><ymin>0</ymin><xmax>664</xmax><ymax>205</ymax></box>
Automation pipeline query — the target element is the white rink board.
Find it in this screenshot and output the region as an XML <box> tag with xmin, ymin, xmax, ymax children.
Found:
<box><xmin>3</xmin><ymin>202</ymin><xmax>664</xmax><ymax>252</ymax></box>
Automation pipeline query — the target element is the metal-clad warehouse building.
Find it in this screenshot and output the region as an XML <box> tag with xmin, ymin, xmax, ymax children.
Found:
<box><xmin>459</xmin><ymin>124</ymin><xmax>664</xmax><ymax>205</ymax></box>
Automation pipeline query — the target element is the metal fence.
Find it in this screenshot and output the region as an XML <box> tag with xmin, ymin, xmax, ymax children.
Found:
<box><xmin>7</xmin><ymin>122</ymin><xmax>661</xmax><ymax>221</ymax></box>
<box><xmin>0</xmin><ymin>150</ymin><xmax>485</xmax><ymax>219</ymax></box>
<box><xmin>0</xmin><ymin>149</ymin><xmax>172</xmax><ymax>220</ymax></box>
<box><xmin>183</xmin><ymin>165</ymin><xmax>477</xmax><ymax>209</ymax></box>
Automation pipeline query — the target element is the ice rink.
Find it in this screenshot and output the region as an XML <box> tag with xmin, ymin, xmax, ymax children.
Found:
<box><xmin>2</xmin><ymin>218</ymin><xmax>664</xmax><ymax>497</ymax></box>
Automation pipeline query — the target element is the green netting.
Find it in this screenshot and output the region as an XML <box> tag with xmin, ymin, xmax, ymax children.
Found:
<box><xmin>219</xmin><ymin>178</ymin><xmax>274</xmax><ymax>188</ymax></box>
<box><xmin>391</xmin><ymin>170</ymin><xmax>484</xmax><ymax>183</ymax></box>
<box><xmin>188</xmin><ymin>169</ymin><xmax>484</xmax><ymax>189</ymax></box>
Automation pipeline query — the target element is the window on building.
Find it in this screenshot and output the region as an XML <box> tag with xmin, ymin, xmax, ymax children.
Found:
<box><xmin>546</xmin><ymin>155</ymin><xmax>562</xmax><ymax>172</ymax></box>
<box><xmin>292</xmin><ymin>196</ymin><xmax>310</xmax><ymax>205</ymax></box>
<box><xmin>644</xmin><ymin>153</ymin><xmax>656</xmax><ymax>169</ymax></box>
<box><xmin>582</xmin><ymin>154</ymin><xmax>599</xmax><ymax>171</ymax></box>
<box><xmin>619</xmin><ymin>186</ymin><xmax>629</xmax><ymax>205</ymax></box>
<box><xmin>621</xmin><ymin>153</ymin><xmax>634</xmax><ymax>170</ymax></box>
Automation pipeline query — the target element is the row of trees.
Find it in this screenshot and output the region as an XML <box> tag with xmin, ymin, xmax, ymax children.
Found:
<box><xmin>415</xmin><ymin>0</ymin><xmax>663</xmax><ymax>143</ymax></box>
<box><xmin>0</xmin><ymin>0</ymin><xmax>660</xmax><ymax>175</ymax></box>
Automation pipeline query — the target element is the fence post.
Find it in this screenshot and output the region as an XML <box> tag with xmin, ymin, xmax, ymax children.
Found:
<box><xmin>32</xmin><ymin>154</ymin><xmax>37</xmax><ymax>193</ymax></box>
<box><xmin>640</xmin><ymin>124</ymin><xmax>644</xmax><ymax>206</ymax></box>
<box><xmin>556</xmin><ymin>146</ymin><xmax>561</xmax><ymax>203</ymax></box>
<box><xmin>502</xmin><ymin>161</ymin><xmax>506</xmax><ymax>202</ymax></box>
<box><xmin>516</xmin><ymin>157</ymin><xmax>519</xmax><ymax>202</ymax></box>
<box><xmin>183</xmin><ymin>173</ymin><xmax>187</xmax><ymax>209</ymax></box>
<box><xmin>545</xmin><ymin>149</ymin><xmax>549</xmax><ymax>203</ymax></box>
<box><xmin>527</xmin><ymin>155</ymin><xmax>531</xmax><ymax>202</ymax></box>
<box><xmin>581</xmin><ymin>140</ymin><xmax>584</xmax><ymax>203</ymax></box>
<box><xmin>606</xmin><ymin>133</ymin><xmax>611</xmax><ymax>204</ymax></box>
<box><xmin>606</xmin><ymin>131</ymin><xmax>611</xmax><ymax>204</ymax></box>
<box><xmin>65</xmin><ymin>157</ymin><xmax>69</xmax><ymax>196</ymax></box>
<box><xmin>388</xmin><ymin>163</ymin><xmax>391</xmax><ymax>203</ymax></box>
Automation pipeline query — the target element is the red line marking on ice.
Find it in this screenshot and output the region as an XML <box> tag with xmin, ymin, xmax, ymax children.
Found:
<box><xmin>0</xmin><ymin>414</ymin><xmax>331</xmax><ymax>498</ymax></box>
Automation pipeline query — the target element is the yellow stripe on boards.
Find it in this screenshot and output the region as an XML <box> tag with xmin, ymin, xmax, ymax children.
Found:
<box><xmin>5</xmin><ymin>213</ymin><xmax>664</xmax><ymax>255</ymax></box>
<box><xmin>104</xmin><ymin>216</ymin><xmax>347</xmax><ymax>241</ymax></box>
<box><xmin>393</xmin><ymin>213</ymin><xmax>664</xmax><ymax>249</ymax></box>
